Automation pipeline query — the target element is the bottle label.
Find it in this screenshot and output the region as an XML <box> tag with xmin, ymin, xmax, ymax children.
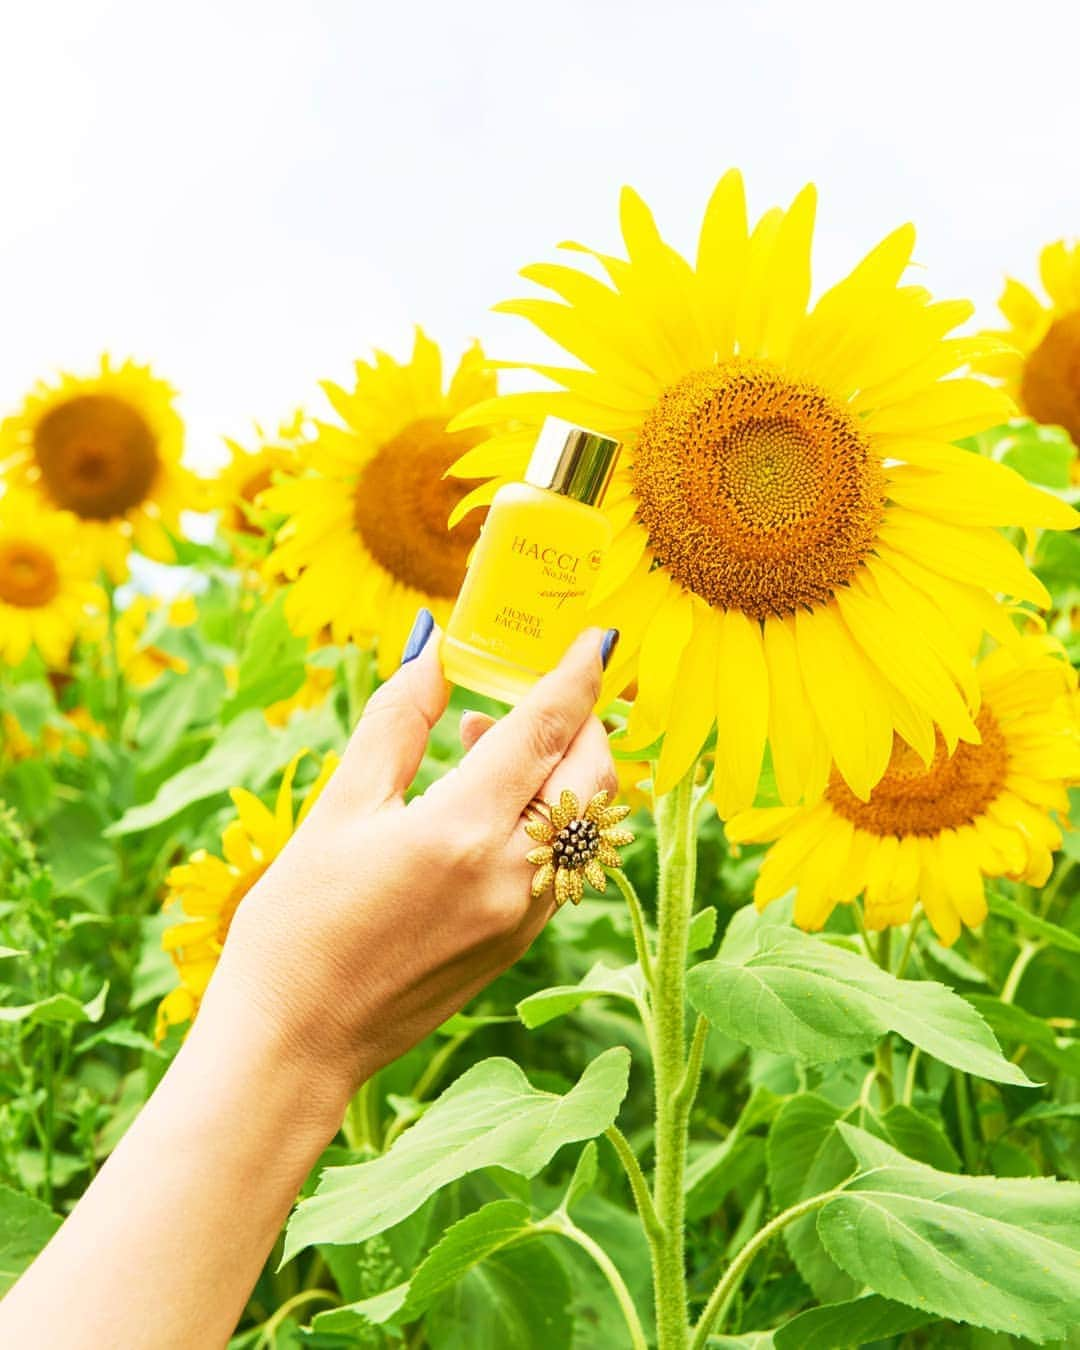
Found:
<box><xmin>447</xmin><ymin>507</ymin><xmax>608</xmax><ymax>673</ymax></box>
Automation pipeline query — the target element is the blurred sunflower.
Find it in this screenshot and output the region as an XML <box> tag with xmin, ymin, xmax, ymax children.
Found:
<box><xmin>209</xmin><ymin>411</ymin><xmax>307</xmax><ymax>545</ymax></box>
<box><xmin>84</xmin><ymin>594</ymin><xmax>196</xmax><ymax>688</ymax></box>
<box><xmin>0</xmin><ymin>355</ymin><xmax>193</xmax><ymax>579</ymax></box>
<box><xmin>264</xmin><ymin>664</ymin><xmax>335</xmax><ymax>727</ymax></box>
<box><xmin>1</xmin><ymin>706</ymin><xmax>104</xmax><ymax>761</ymax></box>
<box><xmin>264</xmin><ymin>329</ymin><xmax>495</xmax><ymax>676</ymax></box>
<box><xmin>156</xmin><ymin>750</ymin><xmax>338</xmax><ymax>1039</ymax></box>
<box><xmin>726</xmin><ymin>638</ymin><xmax>1079</xmax><ymax>946</ymax></box>
<box><xmin>976</xmin><ymin>240</ymin><xmax>1080</xmax><ymax>448</ymax></box>
<box><xmin>449</xmin><ymin>172</ymin><xmax>1078</xmax><ymax>816</ymax></box>
<box><xmin>0</xmin><ymin>493</ymin><xmax>103</xmax><ymax>668</ymax></box>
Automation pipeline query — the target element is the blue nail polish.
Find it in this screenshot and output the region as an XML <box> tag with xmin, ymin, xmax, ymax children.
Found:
<box><xmin>401</xmin><ymin>608</ymin><xmax>435</xmax><ymax>665</ymax></box>
<box><xmin>600</xmin><ymin>627</ymin><xmax>620</xmax><ymax>670</ymax></box>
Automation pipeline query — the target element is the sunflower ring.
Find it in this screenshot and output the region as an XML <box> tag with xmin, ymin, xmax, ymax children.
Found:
<box><xmin>524</xmin><ymin>789</ymin><xmax>634</xmax><ymax>908</ymax></box>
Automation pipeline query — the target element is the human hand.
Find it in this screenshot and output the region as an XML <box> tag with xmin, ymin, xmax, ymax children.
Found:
<box><xmin>206</xmin><ymin>613</ymin><xmax>618</xmax><ymax>1113</ymax></box>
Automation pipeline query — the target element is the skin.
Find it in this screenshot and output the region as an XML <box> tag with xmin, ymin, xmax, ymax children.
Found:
<box><xmin>0</xmin><ymin>624</ymin><xmax>616</xmax><ymax>1349</ymax></box>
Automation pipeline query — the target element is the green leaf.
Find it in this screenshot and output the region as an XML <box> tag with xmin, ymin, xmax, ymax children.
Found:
<box><xmin>967</xmin><ymin>995</ymin><xmax>1080</xmax><ymax>1079</ymax></box>
<box><xmin>995</xmin><ymin>419</ymin><xmax>1076</xmax><ymax>488</ymax></box>
<box><xmin>82</xmin><ymin>980</ymin><xmax>109</xmax><ymax>1023</ymax></box>
<box><xmin>688</xmin><ymin>906</ymin><xmax>717</xmax><ymax>953</ymax></box>
<box><xmin>817</xmin><ymin>1123</ymin><xmax>1080</xmax><ymax>1343</ymax></box>
<box><xmin>284</xmin><ymin>1048</ymin><xmax>630</xmax><ymax>1260</ymax></box>
<box><xmin>1012</xmin><ymin>1101</ymin><xmax>1080</xmax><ymax>1130</ymax></box>
<box><xmin>314</xmin><ymin>1200</ymin><xmax>536</xmax><ymax>1334</ymax></box>
<box><xmin>107</xmin><ymin>709</ymin><xmax>273</xmax><ymax>835</ymax></box>
<box><xmin>766</xmin><ymin>1094</ymin><xmax>860</xmax><ymax>1304</ymax></box>
<box><xmin>42</xmin><ymin>803</ymin><xmax>119</xmax><ymax>912</ymax></box>
<box><xmin>562</xmin><ymin>1141</ymin><xmax>598</xmax><ymax>1213</ymax></box>
<box><xmin>988</xmin><ymin>891</ymin><xmax>1080</xmax><ymax>954</ymax></box>
<box><xmin>0</xmin><ymin>947</ymin><xmax>26</xmax><ymax>960</ymax></box>
<box><xmin>686</xmin><ymin>1084</ymin><xmax>781</xmax><ymax>1221</ymax></box>
<box><xmin>772</xmin><ymin>1293</ymin><xmax>936</xmax><ymax>1349</ymax></box>
<box><xmin>516</xmin><ymin>961</ymin><xmax>646</xmax><ymax>1029</ymax></box>
<box><xmin>425</xmin><ymin>1240</ymin><xmax>572</xmax><ymax>1350</ymax></box>
<box><xmin>880</xmin><ymin>1104</ymin><xmax>961</xmax><ymax>1172</ymax></box>
<box><xmin>222</xmin><ymin>591</ymin><xmax>308</xmax><ymax>723</ymax></box>
<box><xmin>687</xmin><ymin>924</ymin><xmax>1033</xmax><ymax>1085</ymax></box>
<box><xmin>0</xmin><ymin>993</ymin><xmax>88</xmax><ymax>1026</ymax></box>
<box><xmin>0</xmin><ymin>1184</ymin><xmax>60</xmax><ymax>1294</ymax></box>
<box><xmin>107</xmin><ymin>703</ymin><xmax>339</xmax><ymax>836</ymax></box>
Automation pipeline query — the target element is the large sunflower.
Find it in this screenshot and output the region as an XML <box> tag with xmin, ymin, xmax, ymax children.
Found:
<box><xmin>976</xmin><ymin>239</ymin><xmax>1080</xmax><ymax>447</ymax></box>
<box><xmin>726</xmin><ymin>638</ymin><xmax>1079</xmax><ymax>945</ymax></box>
<box><xmin>264</xmin><ymin>329</ymin><xmax>495</xmax><ymax>676</ymax></box>
<box><xmin>448</xmin><ymin>173</ymin><xmax>1078</xmax><ymax>816</ymax></box>
<box><xmin>156</xmin><ymin>750</ymin><xmax>338</xmax><ymax>1039</ymax></box>
<box><xmin>0</xmin><ymin>355</ymin><xmax>193</xmax><ymax>579</ymax></box>
<box><xmin>0</xmin><ymin>493</ymin><xmax>103</xmax><ymax>668</ymax></box>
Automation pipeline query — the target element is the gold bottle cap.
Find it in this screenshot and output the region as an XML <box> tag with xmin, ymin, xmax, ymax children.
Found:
<box><xmin>524</xmin><ymin>417</ymin><xmax>621</xmax><ymax>507</ymax></box>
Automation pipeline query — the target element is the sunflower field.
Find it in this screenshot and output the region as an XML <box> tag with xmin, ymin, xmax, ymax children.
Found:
<box><xmin>1</xmin><ymin>173</ymin><xmax>1079</xmax><ymax>1349</ymax></box>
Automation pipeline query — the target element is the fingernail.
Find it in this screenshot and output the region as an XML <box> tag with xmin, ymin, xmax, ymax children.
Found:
<box><xmin>600</xmin><ymin>627</ymin><xmax>620</xmax><ymax>670</ymax></box>
<box><xmin>401</xmin><ymin>607</ymin><xmax>435</xmax><ymax>665</ymax></box>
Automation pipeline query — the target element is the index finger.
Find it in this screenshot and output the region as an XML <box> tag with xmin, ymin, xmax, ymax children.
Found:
<box><xmin>449</xmin><ymin>626</ymin><xmax>617</xmax><ymax>831</ymax></box>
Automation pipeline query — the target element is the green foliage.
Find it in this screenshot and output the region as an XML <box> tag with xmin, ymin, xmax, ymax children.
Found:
<box><xmin>284</xmin><ymin>1049</ymin><xmax>630</xmax><ymax>1259</ymax></box>
<box><xmin>687</xmin><ymin>915</ymin><xmax>1032</xmax><ymax>1084</ymax></box>
<box><xmin>817</xmin><ymin>1124</ymin><xmax>1080</xmax><ymax>1343</ymax></box>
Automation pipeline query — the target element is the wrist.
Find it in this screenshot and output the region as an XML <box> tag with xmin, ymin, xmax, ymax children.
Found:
<box><xmin>189</xmin><ymin>951</ymin><xmax>356</xmax><ymax>1150</ymax></box>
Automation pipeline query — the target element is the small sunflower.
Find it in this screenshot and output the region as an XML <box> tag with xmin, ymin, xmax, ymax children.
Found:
<box><xmin>526</xmin><ymin>789</ymin><xmax>634</xmax><ymax>907</ymax></box>
<box><xmin>83</xmin><ymin>594</ymin><xmax>196</xmax><ymax>689</ymax></box>
<box><xmin>209</xmin><ymin>411</ymin><xmax>307</xmax><ymax>544</ymax></box>
<box><xmin>263</xmin><ymin>664</ymin><xmax>336</xmax><ymax>727</ymax></box>
<box><xmin>0</xmin><ymin>706</ymin><xmax>103</xmax><ymax>761</ymax></box>
<box><xmin>976</xmin><ymin>240</ymin><xmax>1080</xmax><ymax>448</ymax></box>
<box><xmin>0</xmin><ymin>493</ymin><xmax>103</xmax><ymax>668</ymax></box>
<box><xmin>156</xmin><ymin>749</ymin><xmax>338</xmax><ymax>1039</ymax></box>
<box><xmin>0</xmin><ymin>355</ymin><xmax>193</xmax><ymax>579</ymax></box>
<box><xmin>264</xmin><ymin>328</ymin><xmax>496</xmax><ymax>677</ymax></box>
<box><xmin>726</xmin><ymin>638</ymin><xmax>1079</xmax><ymax>946</ymax></box>
<box><xmin>449</xmin><ymin>172</ymin><xmax>1078</xmax><ymax>818</ymax></box>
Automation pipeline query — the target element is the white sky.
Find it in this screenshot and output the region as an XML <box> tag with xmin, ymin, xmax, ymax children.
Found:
<box><xmin>1</xmin><ymin>0</ymin><xmax>1078</xmax><ymax>471</ymax></box>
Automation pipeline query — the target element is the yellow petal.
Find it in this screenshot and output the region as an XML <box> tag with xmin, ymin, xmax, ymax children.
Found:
<box><xmin>794</xmin><ymin>604</ymin><xmax>892</xmax><ymax>802</ymax></box>
<box><xmin>654</xmin><ymin>603</ymin><xmax>720</xmax><ymax>794</ymax></box>
<box><xmin>713</xmin><ymin>609</ymin><xmax>769</xmax><ymax>818</ymax></box>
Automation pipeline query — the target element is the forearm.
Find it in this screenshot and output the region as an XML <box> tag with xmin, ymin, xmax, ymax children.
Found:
<box><xmin>0</xmin><ymin>970</ymin><xmax>350</xmax><ymax>1349</ymax></box>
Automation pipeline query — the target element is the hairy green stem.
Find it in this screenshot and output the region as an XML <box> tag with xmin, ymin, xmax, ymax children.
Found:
<box><xmin>605</xmin><ymin>1125</ymin><xmax>663</xmax><ymax>1244</ymax></box>
<box><xmin>650</xmin><ymin>765</ymin><xmax>698</xmax><ymax>1350</ymax></box>
<box><xmin>539</xmin><ymin>1215</ymin><xmax>649</xmax><ymax>1350</ymax></box>
<box><xmin>253</xmin><ymin>1288</ymin><xmax>336</xmax><ymax>1346</ymax></box>
<box><xmin>894</xmin><ymin>913</ymin><xmax>923</xmax><ymax>979</ymax></box>
<box><xmin>1001</xmin><ymin>939</ymin><xmax>1042</xmax><ymax>1005</ymax></box>
<box><xmin>689</xmin><ymin>1190</ymin><xmax>843</xmax><ymax>1347</ymax></box>
<box><xmin>954</xmin><ymin>1070</ymin><xmax>981</xmax><ymax>1173</ymax></box>
<box><xmin>611</xmin><ymin>867</ymin><xmax>655</xmax><ymax>990</ymax></box>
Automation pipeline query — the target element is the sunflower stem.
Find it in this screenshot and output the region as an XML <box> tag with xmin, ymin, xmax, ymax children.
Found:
<box><xmin>689</xmin><ymin>1189</ymin><xmax>845</xmax><ymax>1347</ymax></box>
<box><xmin>650</xmin><ymin>761</ymin><xmax>699</xmax><ymax>1350</ymax></box>
<box><xmin>104</xmin><ymin>579</ymin><xmax>126</xmax><ymax>740</ymax></box>
<box><xmin>534</xmin><ymin>1215</ymin><xmax>649</xmax><ymax>1350</ymax></box>
<box><xmin>611</xmin><ymin>867</ymin><xmax>655</xmax><ymax>990</ymax></box>
<box><xmin>894</xmin><ymin>912</ymin><xmax>924</xmax><ymax>980</ymax></box>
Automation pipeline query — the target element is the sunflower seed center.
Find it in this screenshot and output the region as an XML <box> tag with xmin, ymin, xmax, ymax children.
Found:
<box><xmin>0</xmin><ymin>540</ymin><xmax>61</xmax><ymax>608</ymax></box>
<box><xmin>353</xmin><ymin>417</ymin><xmax>485</xmax><ymax>598</ymax></box>
<box><xmin>826</xmin><ymin>707</ymin><xmax>1009</xmax><ymax>835</ymax></box>
<box><xmin>34</xmin><ymin>394</ymin><xmax>159</xmax><ymax>520</ymax></box>
<box><xmin>632</xmin><ymin>359</ymin><xmax>886</xmax><ymax>619</ymax></box>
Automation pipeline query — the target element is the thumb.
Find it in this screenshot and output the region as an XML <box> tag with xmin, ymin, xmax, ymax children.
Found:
<box><xmin>326</xmin><ymin>609</ymin><xmax>449</xmax><ymax>815</ymax></box>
